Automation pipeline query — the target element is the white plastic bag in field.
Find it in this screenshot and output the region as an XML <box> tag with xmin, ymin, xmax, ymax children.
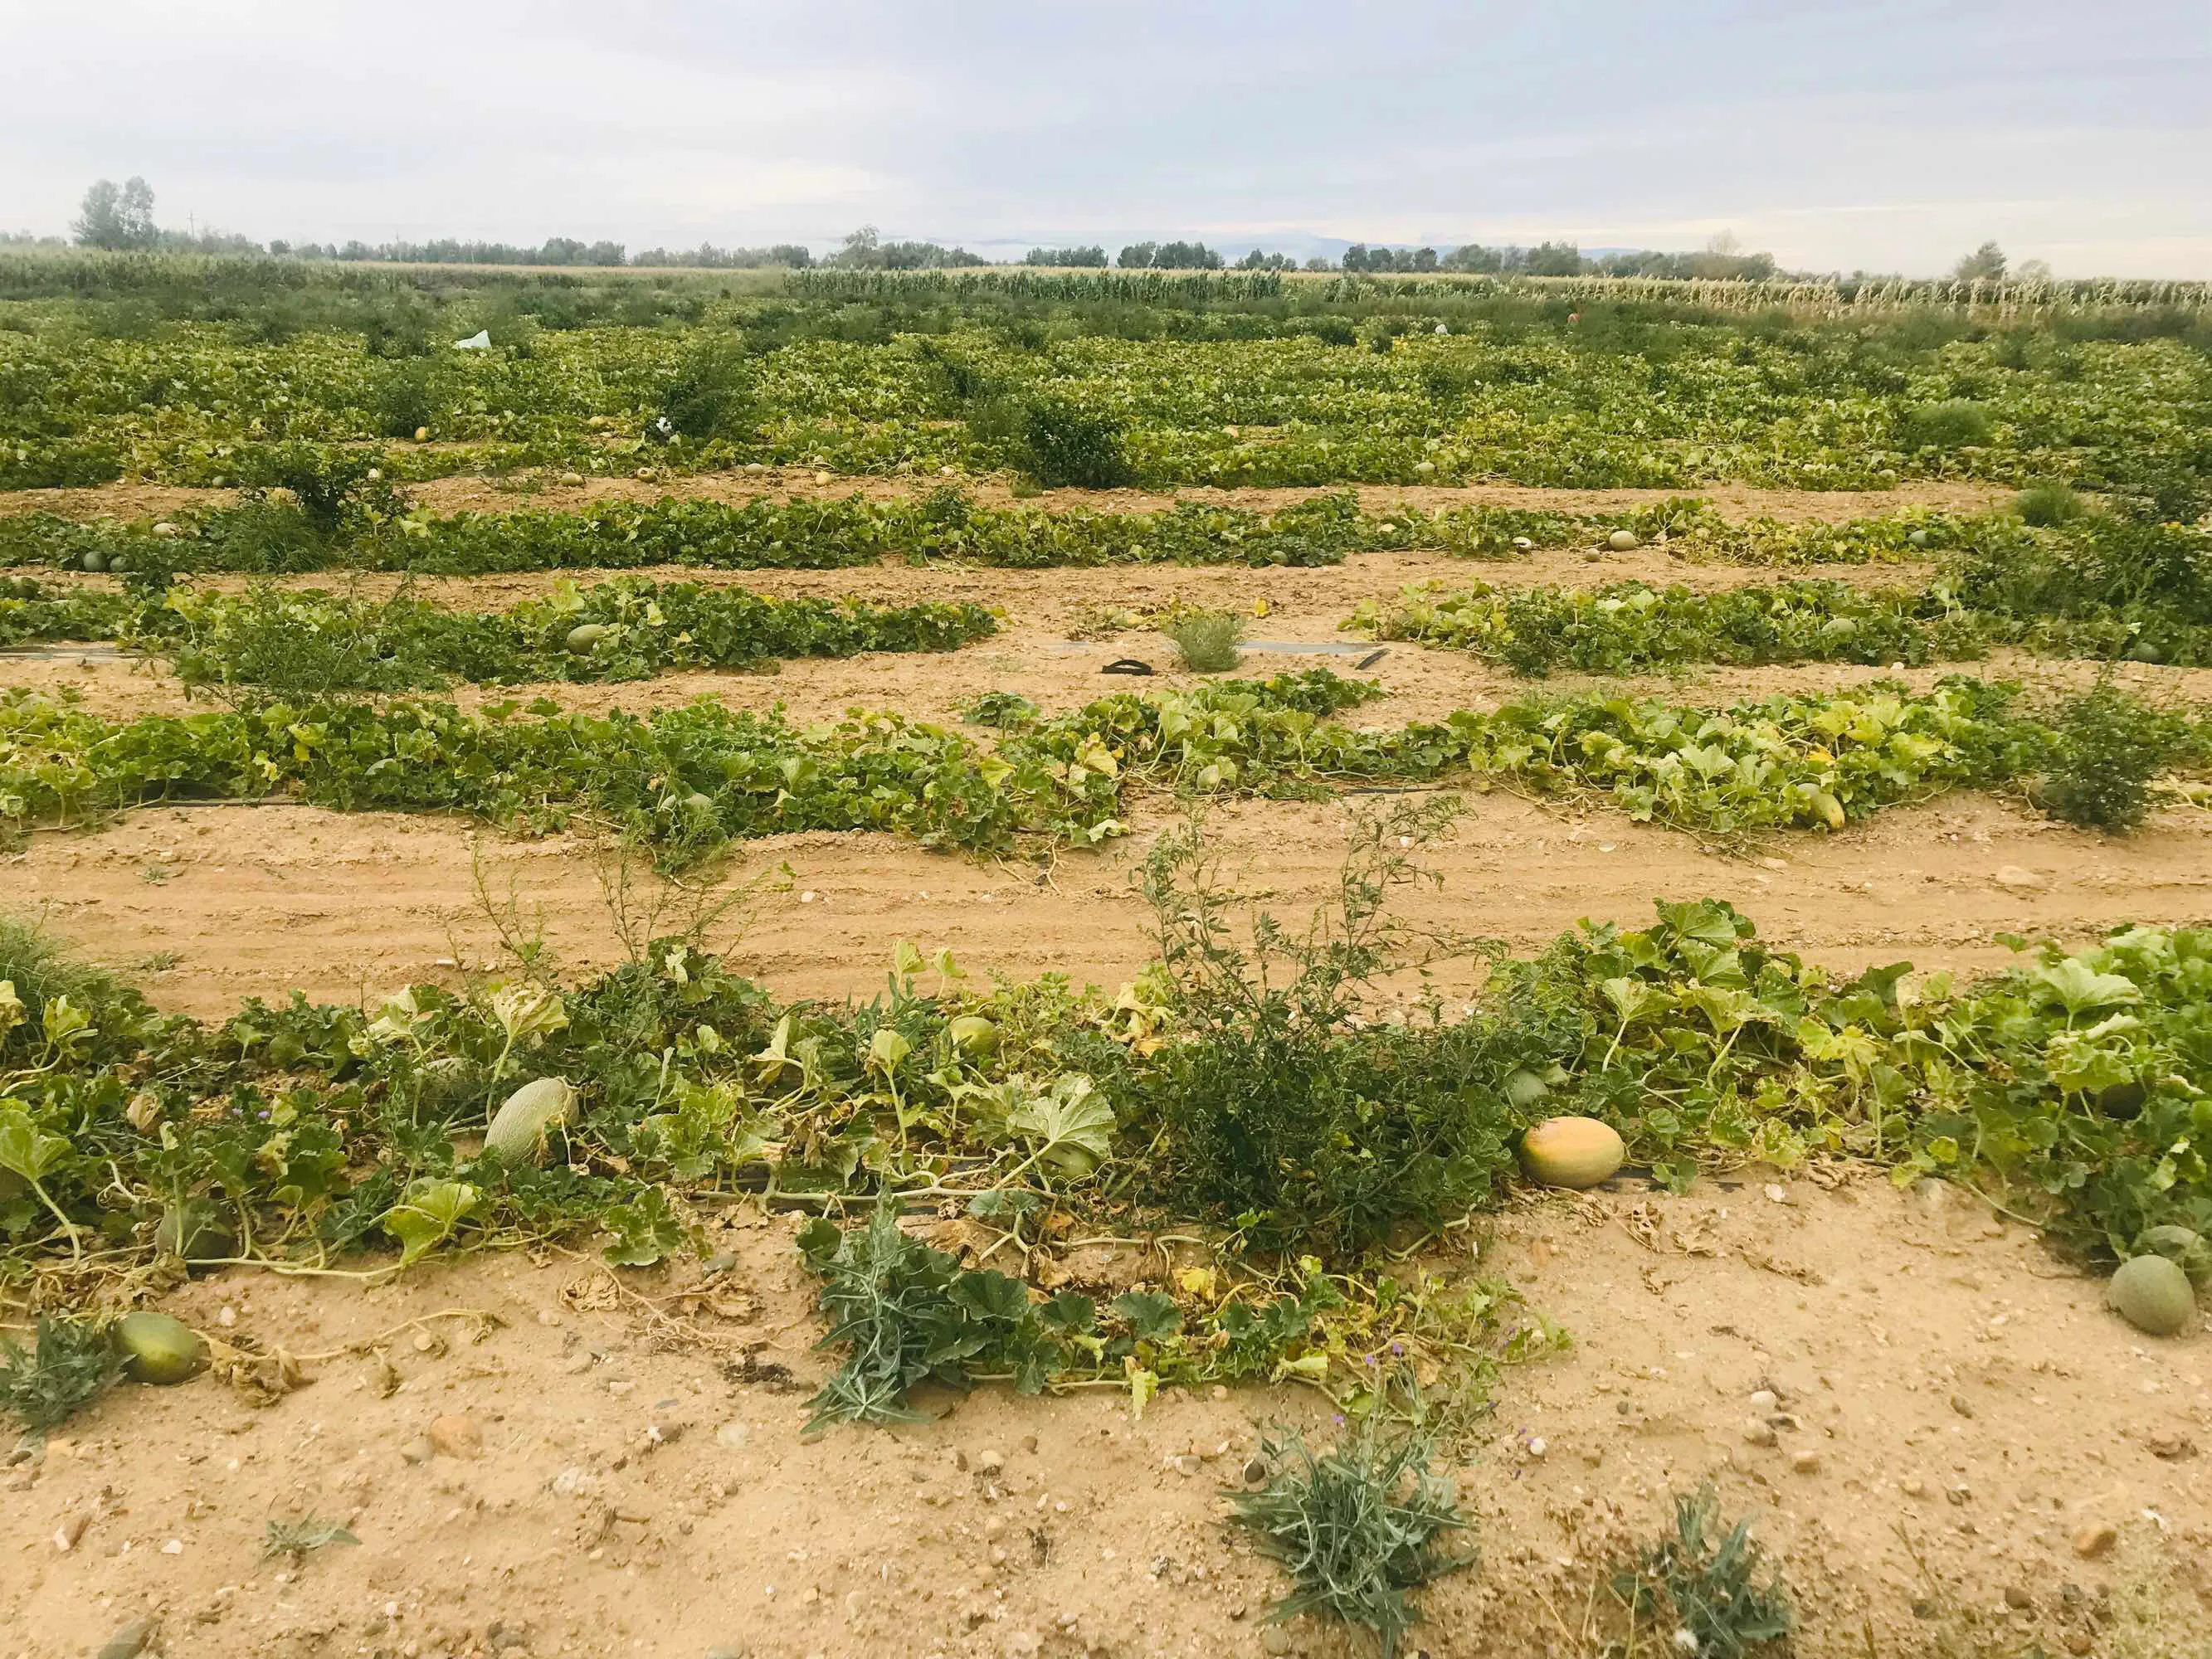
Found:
<box><xmin>454</xmin><ymin>330</ymin><xmax>491</xmax><ymax>350</ymax></box>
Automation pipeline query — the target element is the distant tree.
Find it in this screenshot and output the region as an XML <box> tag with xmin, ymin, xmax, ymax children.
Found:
<box><xmin>72</xmin><ymin>177</ymin><xmax>158</xmax><ymax>250</ymax></box>
<box><xmin>2014</xmin><ymin>257</ymin><xmax>2054</xmax><ymax>283</ymax></box>
<box><xmin>1150</xmin><ymin>240</ymin><xmax>1221</xmax><ymax>270</ymax></box>
<box><xmin>1117</xmin><ymin>242</ymin><xmax>1157</xmax><ymax>269</ymax></box>
<box><xmin>1441</xmin><ymin>243</ymin><xmax>1503</xmax><ymax>274</ymax></box>
<box><xmin>1023</xmin><ymin>245</ymin><xmax>1108</xmax><ymax>266</ymax></box>
<box><xmin>1952</xmin><ymin>241</ymin><xmax>2008</xmax><ymax>281</ymax></box>
<box><xmin>1524</xmin><ymin>240</ymin><xmax>1586</xmax><ymax>276</ymax></box>
<box><xmin>1411</xmin><ymin>246</ymin><xmax>1438</xmax><ymax>272</ymax></box>
<box><xmin>1342</xmin><ymin>243</ymin><xmax>1372</xmax><ymax>272</ymax></box>
<box><xmin>1304</xmin><ymin>256</ymin><xmax>1335</xmax><ymax>270</ymax></box>
<box><xmin>831</xmin><ymin>226</ymin><xmax>884</xmax><ymax>268</ymax></box>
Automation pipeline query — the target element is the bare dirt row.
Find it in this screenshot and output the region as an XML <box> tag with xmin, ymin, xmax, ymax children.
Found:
<box><xmin>0</xmin><ymin>467</ymin><xmax>2015</xmax><ymax>527</ymax></box>
<box><xmin>7</xmin><ymin>1173</ymin><xmax>2204</xmax><ymax>1659</ymax></box>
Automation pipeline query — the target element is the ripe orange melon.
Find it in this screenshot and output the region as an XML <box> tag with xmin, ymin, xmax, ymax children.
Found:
<box><xmin>1518</xmin><ymin>1117</ymin><xmax>1625</xmax><ymax>1189</ymax></box>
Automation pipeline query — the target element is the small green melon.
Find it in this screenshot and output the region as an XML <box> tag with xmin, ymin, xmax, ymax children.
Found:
<box><xmin>948</xmin><ymin>1015</ymin><xmax>999</xmax><ymax>1057</ymax></box>
<box><xmin>115</xmin><ymin>1311</ymin><xmax>205</xmax><ymax>1384</ymax></box>
<box><xmin>1605</xmin><ymin>529</ymin><xmax>1641</xmax><ymax>552</ymax></box>
<box><xmin>1501</xmin><ymin>1068</ymin><xmax>1551</xmax><ymax>1110</ymax></box>
<box><xmin>484</xmin><ymin>1077</ymin><xmax>575</xmax><ymax>1165</ymax></box>
<box><xmin>1907</xmin><ymin>529</ymin><xmax>1930</xmax><ymax>548</ymax></box>
<box><xmin>2123</xmin><ymin>639</ymin><xmax>2166</xmax><ymax>664</ymax></box>
<box><xmin>81</xmin><ymin>550</ymin><xmax>108</xmax><ymax>573</ymax></box>
<box><xmin>153</xmin><ymin>1201</ymin><xmax>236</xmax><ymax>1264</ymax></box>
<box><xmin>565</xmin><ymin>623</ymin><xmax>611</xmax><ymax>655</ymax></box>
<box><xmin>2108</xmin><ymin>1254</ymin><xmax>2194</xmax><ymax>1336</ymax></box>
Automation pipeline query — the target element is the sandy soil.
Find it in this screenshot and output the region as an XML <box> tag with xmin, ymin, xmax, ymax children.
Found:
<box><xmin>5</xmin><ymin>1175</ymin><xmax>2205</xmax><ymax>1659</ymax></box>
<box><xmin>10</xmin><ymin>790</ymin><xmax>2209</xmax><ymax>1022</ymax></box>
<box><xmin>0</xmin><ymin>469</ymin><xmax>2015</xmax><ymax>527</ymax></box>
<box><xmin>8</xmin><ymin>484</ymin><xmax>2210</xmax><ymax>1659</ymax></box>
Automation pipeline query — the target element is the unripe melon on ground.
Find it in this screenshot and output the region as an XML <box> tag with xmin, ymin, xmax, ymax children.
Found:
<box><xmin>1606</xmin><ymin>529</ymin><xmax>1640</xmax><ymax>552</ymax></box>
<box><xmin>485</xmin><ymin>1077</ymin><xmax>575</xmax><ymax>1164</ymax></box>
<box><xmin>565</xmin><ymin>624</ymin><xmax>611</xmax><ymax>655</ymax></box>
<box><xmin>948</xmin><ymin>1015</ymin><xmax>999</xmax><ymax>1057</ymax></box>
<box><xmin>115</xmin><ymin>1311</ymin><xmax>204</xmax><ymax>1384</ymax></box>
<box><xmin>2108</xmin><ymin>1254</ymin><xmax>2194</xmax><ymax>1336</ymax></box>
<box><xmin>154</xmin><ymin>1202</ymin><xmax>235</xmax><ymax>1264</ymax></box>
<box><xmin>1518</xmin><ymin>1117</ymin><xmax>1625</xmax><ymax>1189</ymax></box>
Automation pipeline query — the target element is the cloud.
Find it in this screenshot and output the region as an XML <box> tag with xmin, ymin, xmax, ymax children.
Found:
<box><xmin>2</xmin><ymin>0</ymin><xmax>2206</xmax><ymax>274</ymax></box>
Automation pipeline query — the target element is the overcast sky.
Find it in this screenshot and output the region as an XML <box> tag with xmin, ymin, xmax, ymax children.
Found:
<box><xmin>5</xmin><ymin>0</ymin><xmax>2209</xmax><ymax>276</ymax></box>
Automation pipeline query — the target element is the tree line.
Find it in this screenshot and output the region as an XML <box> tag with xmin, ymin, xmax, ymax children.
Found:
<box><xmin>56</xmin><ymin>178</ymin><xmax>2030</xmax><ymax>284</ymax></box>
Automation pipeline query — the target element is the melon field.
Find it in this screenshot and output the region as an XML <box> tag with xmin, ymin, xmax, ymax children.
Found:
<box><xmin>4</xmin><ymin>258</ymin><xmax>2212</xmax><ymax>1659</ymax></box>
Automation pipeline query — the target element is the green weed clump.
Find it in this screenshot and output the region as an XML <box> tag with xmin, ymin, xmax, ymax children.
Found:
<box><xmin>1230</xmin><ymin>1417</ymin><xmax>1472</xmax><ymax>1659</ymax></box>
<box><xmin>0</xmin><ymin>1314</ymin><xmax>122</xmax><ymax>1435</ymax></box>
<box><xmin>134</xmin><ymin>578</ymin><xmax>997</xmax><ymax>697</ymax></box>
<box><xmin>1159</xmin><ymin>607</ymin><xmax>1245</xmax><ymax>673</ymax></box>
<box><xmin>2015</xmin><ymin>480</ymin><xmax>2088</xmax><ymax>527</ymax></box>
<box><xmin>1140</xmin><ymin>804</ymin><xmax>1518</xmax><ymax>1254</ymax></box>
<box><xmin>1898</xmin><ymin>398</ymin><xmax>1995</xmax><ymax>450</ymax></box>
<box><xmin>1015</xmin><ymin>396</ymin><xmax>1135</xmax><ymax>489</ymax></box>
<box><xmin>1610</xmin><ymin>1486</ymin><xmax>1793</xmax><ymax>1658</ymax></box>
<box><xmin>656</xmin><ymin>338</ymin><xmax>757</xmax><ymax>444</ymax></box>
<box><xmin>2042</xmin><ymin>679</ymin><xmax>2180</xmax><ymax>832</ymax></box>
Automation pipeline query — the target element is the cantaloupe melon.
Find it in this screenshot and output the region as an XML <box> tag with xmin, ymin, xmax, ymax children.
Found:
<box><xmin>1518</xmin><ymin>1117</ymin><xmax>1625</xmax><ymax>1189</ymax></box>
<box><xmin>485</xmin><ymin>1077</ymin><xmax>575</xmax><ymax>1165</ymax></box>
<box><xmin>1606</xmin><ymin>529</ymin><xmax>1640</xmax><ymax>552</ymax></box>
<box><xmin>2108</xmin><ymin>1254</ymin><xmax>2193</xmax><ymax>1336</ymax></box>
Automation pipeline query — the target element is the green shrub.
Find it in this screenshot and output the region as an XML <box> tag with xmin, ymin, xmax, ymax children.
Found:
<box><xmin>2015</xmin><ymin>480</ymin><xmax>2086</xmax><ymax>527</ymax></box>
<box><xmin>1899</xmin><ymin>399</ymin><xmax>1994</xmax><ymax>450</ymax></box>
<box><xmin>1230</xmin><ymin>1416</ymin><xmax>1472</xmax><ymax>1659</ymax></box>
<box><xmin>1140</xmin><ymin>803</ymin><xmax>1518</xmax><ymax>1254</ymax></box>
<box><xmin>657</xmin><ymin>338</ymin><xmax>757</xmax><ymax>443</ymax></box>
<box><xmin>248</xmin><ymin>445</ymin><xmax>407</xmax><ymax>539</ymax></box>
<box><xmin>2042</xmin><ymin>679</ymin><xmax>2178</xmax><ymax>832</ymax></box>
<box><xmin>1019</xmin><ymin>396</ymin><xmax>1133</xmax><ymax>489</ymax></box>
<box><xmin>1159</xmin><ymin>608</ymin><xmax>1245</xmax><ymax>673</ymax></box>
<box><xmin>371</xmin><ymin>360</ymin><xmax>441</xmax><ymax>440</ymax></box>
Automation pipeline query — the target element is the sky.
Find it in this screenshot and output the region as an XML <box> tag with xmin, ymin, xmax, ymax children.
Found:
<box><xmin>4</xmin><ymin>0</ymin><xmax>2210</xmax><ymax>277</ymax></box>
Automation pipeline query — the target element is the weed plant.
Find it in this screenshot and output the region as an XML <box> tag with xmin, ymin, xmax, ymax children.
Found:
<box><xmin>0</xmin><ymin>1314</ymin><xmax>121</xmax><ymax>1435</ymax></box>
<box><xmin>1611</xmin><ymin>1486</ymin><xmax>1793</xmax><ymax>1658</ymax></box>
<box><xmin>1229</xmin><ymin>1415</ymin><xmax>1472</xmax><ymax>1659</ymax></box>
<box><xmin>1140</xmin><ymin>802</ymin><xmax>1519</xmax><ymax>1253</ymax></box>
<box><xmin>2042</xmin><ymin>679</ymin><xmax>2180</xmax><ymax>831</ymax></box>
<box><xmin>1159</xmin><ymin>607</ymin><xmax>1246</xmax><ymax>673</ymax></box>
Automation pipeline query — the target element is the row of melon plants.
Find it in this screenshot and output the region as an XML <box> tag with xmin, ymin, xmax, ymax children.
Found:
<box><xmin>3</xmin><ymin>669</ymin><xmax>2205</xmax><ymax>849</ymax></box>
<box><xmin>1347</xmin><ymin>574</ymin><xmax>2207</xmax><ymax>674</ymax></box>
<box><xmin>5</xmin><ymin>575</ymin><xmax>996</xmax><ymax>691</ymax></box>
<box><xmin>2</xmin><ymin>485</ymin><xmax>1937</xmax><ymax>577</ymax></box>
<box><xmin>3</xmin><ymin>847</ymin><xmax>2206</xmax><ymax>1379</ymax></box>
